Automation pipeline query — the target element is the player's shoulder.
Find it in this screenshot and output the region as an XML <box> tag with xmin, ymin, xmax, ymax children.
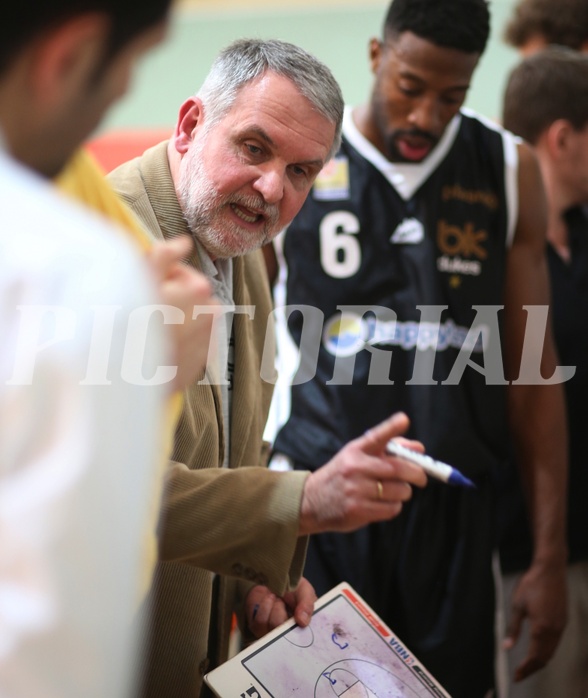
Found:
<box><xmin>0</xmin><ymin>153</ymin><xmax>152</xmax><ymax>306</ymax></box>
<box><xmin>459</xmin><ymin>108</ymin><xmax>521</xmax><ymax>149</ymax></box>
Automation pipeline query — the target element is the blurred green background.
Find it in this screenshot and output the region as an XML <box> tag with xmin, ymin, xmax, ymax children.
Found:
<box><xmin>101</xmin><ymin>0</ymin><xmax>521</xmax><ymax>133</ymax></box>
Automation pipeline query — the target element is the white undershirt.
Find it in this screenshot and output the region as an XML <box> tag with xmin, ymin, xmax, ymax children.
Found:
<box><xmin>195</xmin><ymin>242</ymin><xmax>234</xmax><ymax>468</ymax></box>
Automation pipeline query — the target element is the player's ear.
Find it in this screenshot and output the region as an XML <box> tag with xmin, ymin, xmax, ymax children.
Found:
<box><xmin>369</xmin><ymin>37</ymin><xmax>383</xmax><ymax>73</ymax></box>
<box><xmin>30</xmin><ymin>14</ymin><xmax>110</xmax><ymax>111</ymax></box>
<box><xmin>545</xmin><ymin>119</ymin><xmax>573</xmax><ymax>160</ymax></box>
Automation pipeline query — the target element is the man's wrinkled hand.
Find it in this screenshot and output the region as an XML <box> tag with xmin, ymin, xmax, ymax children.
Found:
<box><xmin>245</xmin><ymin>578</ymin><xmax>316</xmax><ymax>639</ymax></box>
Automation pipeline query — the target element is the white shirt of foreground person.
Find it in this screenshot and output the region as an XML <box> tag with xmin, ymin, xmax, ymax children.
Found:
<box><xmin>0</xmin><ymin>145</ymin><xmax>168</xmax><ymax>698</ymax></box>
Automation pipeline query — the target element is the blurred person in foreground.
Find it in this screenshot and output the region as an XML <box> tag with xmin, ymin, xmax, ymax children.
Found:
<box><xmin>0</xmin><ymin>1</ymin><xmax>218</xmax><ymax>696</ymax></box>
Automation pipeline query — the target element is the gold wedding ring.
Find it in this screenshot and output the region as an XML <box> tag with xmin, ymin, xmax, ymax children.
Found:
<box><xmin>376</xmin><ymin>480</ymin><xmax>384</xmax><ymax>500</ymax></box>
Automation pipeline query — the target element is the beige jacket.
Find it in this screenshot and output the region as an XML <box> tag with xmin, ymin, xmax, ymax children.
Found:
<box><xmin>109</xmin><ymin>142</ymin><xmax>309</xmax><ymax>698</ymax></box>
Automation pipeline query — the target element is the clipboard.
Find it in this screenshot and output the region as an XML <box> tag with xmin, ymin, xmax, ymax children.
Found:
<box><xmin>204</xmin><ymin>582</ymin><xmax>452</xmax><ymax>697</ymax></box>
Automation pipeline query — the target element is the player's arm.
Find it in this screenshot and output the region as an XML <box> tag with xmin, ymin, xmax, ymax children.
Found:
<box><xmin>502</xmin><ymin>141</ymin><xmax>568</xmax><ymax>681</ymax></box>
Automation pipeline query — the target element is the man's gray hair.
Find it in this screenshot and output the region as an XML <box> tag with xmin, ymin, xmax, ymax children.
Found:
<box><xmin>197</xmin><ymin>38</ymin><xmax>344</xmax><ymax>160</ymax></box>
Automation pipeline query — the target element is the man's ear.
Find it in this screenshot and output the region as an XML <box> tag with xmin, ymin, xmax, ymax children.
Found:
<box><xmin>30</xmin><ymin>14</ymin><xmax>110</xmax><ymax>109</ymax></box>
<box><xmin>545</xmin><ymin>119</ymin><xmax>574</xmax><ymax>161</ymax></box>
<box><xmin>172</xmin><ymin>97</ymin><xmax>205</xmax><ymax>155</ymax></box>
<box><xmin>369</xmin><ymin>37</ymin><xmax>382</xmax><ymax>74</ymax></box>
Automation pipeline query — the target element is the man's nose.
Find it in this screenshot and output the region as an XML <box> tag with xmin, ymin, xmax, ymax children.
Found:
<box><xmin>408</xmin><ymin>97</ymin><xmax>441</xmax><ymax>135</ymax></box>
<box><xmin>253</xmin><ymin>166</ymin><xmax>285</xmax><ymax>205</ymax></box>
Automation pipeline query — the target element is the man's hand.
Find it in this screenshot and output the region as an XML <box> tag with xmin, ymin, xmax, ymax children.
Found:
<box><xmin>504</xmin><ymin>560</ymin><xmax>567</xmax><ymax>681</ymax></box>
<box><xmin>299</xmin><ymin>412</ymin><xmax>427</xmax><ymax>535</ymax></box>
<box><xmin>245</xmin><ymin>578</ymin><xmax>316</xmax><ymax>639</ymax></box>
<box><xmin>147</xmin><ymin>235</ymin><xmax>219</xmax><ymax>392</ymax></box>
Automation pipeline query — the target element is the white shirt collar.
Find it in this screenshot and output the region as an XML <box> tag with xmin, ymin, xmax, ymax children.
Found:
<box><xmin>342</xmin><ymin>106</ymin><xmax>462</xmax><ymax>200</ymax></box>
<box><xmin>194</xmin><ymin>239</ymin><xmax>234</xmax><ymax>305</ymax></box>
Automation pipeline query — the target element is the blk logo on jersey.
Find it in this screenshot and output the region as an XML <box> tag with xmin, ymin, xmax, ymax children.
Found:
<box><xmin>436</xmin><ymin>220</ymin><xmax>488</xmax><ymax>277</ymax></box>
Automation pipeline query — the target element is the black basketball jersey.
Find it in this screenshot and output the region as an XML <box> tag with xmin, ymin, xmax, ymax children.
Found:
<box><xmin>499</xmin><ymin>206</ymin><xmax>588</xmax><ymax>571</ymax></box>
<box><xmin>272</xmin><ymin>108</ymin><xmax>519</xmax><ymax>480</ymax></box>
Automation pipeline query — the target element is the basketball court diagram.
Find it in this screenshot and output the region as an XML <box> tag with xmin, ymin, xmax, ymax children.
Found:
<box><xmin>221</xmin><ymin>588</ymin><xmax>451</xmax><ymax>698</ymax></box>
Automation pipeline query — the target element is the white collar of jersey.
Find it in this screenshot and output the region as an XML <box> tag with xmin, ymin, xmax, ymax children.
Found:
<box><xmin>342</xmin><ymin>106</ymin><xmax>462</xmax><ymax>201</ymax></box>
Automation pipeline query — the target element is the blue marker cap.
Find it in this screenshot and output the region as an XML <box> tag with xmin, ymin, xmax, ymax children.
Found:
<box><xmin>447</xmin><ymin>469</ymin><xmax>476</xmax><ymax>489</ymax></box>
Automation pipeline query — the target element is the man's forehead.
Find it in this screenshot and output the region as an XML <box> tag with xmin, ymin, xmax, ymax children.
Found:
<box><xmin>383</xmin><ymin>32</ymin><xmax>478</xmax><ymax>85</ymax></box>
<box><xmin>386</xmin><ymin>31</ymin><xmax>477</xmax><ymax>62</ymax></box>
<box><xmin>214</xmin><ymin>83</ymin><xmax>334</xmax><ymax>162</ymax></box>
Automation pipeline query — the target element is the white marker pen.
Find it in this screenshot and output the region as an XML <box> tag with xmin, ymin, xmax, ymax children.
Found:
<box><xmin>386</xmin><ymin>441</ymin><xmax>475</xmax><ymax>488</ymax></box>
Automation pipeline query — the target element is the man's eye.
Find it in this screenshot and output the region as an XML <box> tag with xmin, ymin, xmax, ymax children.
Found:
<box><xmin>399</xmin><ymin>85</ymin><xmax>420</xmax><ymax>97</ymax></box>
<box><xmin>246</xmin><ymin>143</ymin><xmax>262</xmax><ymax>156</ymax></box>
<box><xmin>441</xmin><ymin>95</ymin><xmax>462</xmax><ymax>106</ymax></box>
<box><xmin>291</xmin><ymin>165</ymin><xmax>308</xmax><ymax>178</ymax></box>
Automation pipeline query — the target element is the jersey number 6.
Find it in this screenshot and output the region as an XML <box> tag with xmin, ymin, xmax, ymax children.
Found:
<box><xmin>319</xmin><ymin>210</ymin><xmax>361</xmax><ymax>279</ymax></box>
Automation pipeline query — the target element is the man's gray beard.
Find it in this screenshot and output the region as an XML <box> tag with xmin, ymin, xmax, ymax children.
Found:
<box><xmin>177</xmin><ymin>142</ymin><xmax>280</xmax><ymax>259</ymax></box>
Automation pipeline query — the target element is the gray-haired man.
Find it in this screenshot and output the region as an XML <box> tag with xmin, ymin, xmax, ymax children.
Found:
<box><xmin>109</xmin><ymin>38</ymin><xmax>427</xmax><ymax>698</ymax></box>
